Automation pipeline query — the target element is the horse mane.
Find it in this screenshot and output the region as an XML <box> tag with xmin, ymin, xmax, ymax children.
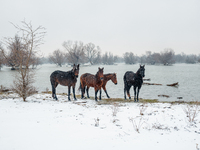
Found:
<box><xmin>95</xmin><ymin>71</ymin><xmax>99</xmax><ymax>78</ymax></box>
<box><xmin>104</xmin><ymin>73</ymin><xmax>115</xmax><ymax>79</ymax></box>
<box><xmin>135</xmin><ymin>68</ymin><xmax>142</xmax><ymax>77</ymax></box>
<box><xmin>70</xmin><ymin>70</ymin><xmax>76</xmax><ymax>78</ymax></box>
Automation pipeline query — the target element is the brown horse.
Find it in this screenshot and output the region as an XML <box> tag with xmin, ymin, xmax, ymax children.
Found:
<box><xmin>80</xmin><ymin>67</ymin><xmax>104</xmax><ymax>101</ymax></box>
<box><xmin>85</xmin><ymin>73</ymin><xmax>117</xmax><ymax>99</ymax></box>
<box><xmin>50</xmin><ymin>64</ymin><xmax>80</xmax><ymax>101</ymax></box>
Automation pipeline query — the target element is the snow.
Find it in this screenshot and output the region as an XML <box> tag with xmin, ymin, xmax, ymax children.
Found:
<box><xmin>0</xmin><ymin>93</ymin><xmax>199</xmax><ymax>150</ymax></box>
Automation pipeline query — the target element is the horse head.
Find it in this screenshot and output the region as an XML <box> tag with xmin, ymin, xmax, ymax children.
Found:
<box><xmin>72</xmin><ymin>64</ymin><xmax>80</xmax><ymax>78</ymax></box>
<box><xmin>111</xmin><ymin>73</ymin><xmax>118</xmax><ymax>85</ymax></box>
<box><xmin>97</xmin><ymin>67</ymin><xmax>104</xmax><ymax>81</ymax></box>
<box><xmin>139</xmin><ymin>65</ymin><xmax>145</xmax><ymax>78</ymax></box>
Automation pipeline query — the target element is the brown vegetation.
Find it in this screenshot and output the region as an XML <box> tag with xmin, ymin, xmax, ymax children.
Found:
<box><xmin>1</xmin><ymin>20</ymin><xmax>46</xmax><ymax>101</ymax></box>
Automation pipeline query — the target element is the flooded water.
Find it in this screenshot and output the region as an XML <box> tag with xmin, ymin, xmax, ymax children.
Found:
<box><xmin>0</xmin><ymin>63</ymin><xmax>200</xmax><ymax>102</ymax></box>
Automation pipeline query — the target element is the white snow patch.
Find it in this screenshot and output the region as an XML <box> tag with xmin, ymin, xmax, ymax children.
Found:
<box><xmin>0</xmin><ymin>93</ymin><xmax>199</xmax><ymax>150</ymax></box>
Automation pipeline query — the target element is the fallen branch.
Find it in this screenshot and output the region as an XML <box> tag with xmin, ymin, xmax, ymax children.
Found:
<box><xmin>158</xmin><ymin>95</ymin><xmax>170</xmax><ymax>98</ymax></box>
<box><xmin>143</xmin><ymin>78</ymin><xmax>151</xmax><ymax>81</ymax></box>
<box><xmin>167</xmin><ymin>82</ymin><xmax>179</xmax><ymax>87</ymax></box>
<box><xmin>143</xmin><ymin>82</ymin><xmax>162</xmax><ymax>85</ymax></box>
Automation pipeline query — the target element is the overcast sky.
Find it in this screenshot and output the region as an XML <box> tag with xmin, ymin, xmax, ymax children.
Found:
<box><xmin>1</xmin><ymin>0</ymin><xmax>200</xmax><ymax>56</ymax></box>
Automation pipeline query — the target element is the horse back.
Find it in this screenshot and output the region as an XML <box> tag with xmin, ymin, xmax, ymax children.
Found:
<box><xmin>50</xmin><ymin>70</ymin><xmax>76</xmax><ymax>86</ymax></box>
<box><xmin>81</xmin><ymin>73</ymin><xmax>103</xmax><ymax>88</ymax></box>
<box><xmin>124</xmin><ymin>71</ymin><xmax>135</xmax><ymax>82</ymax></box>
<box><xmin>80</xmin><ymin>73</ymin><xmax>95</xmax><ymax>86</ymax></box>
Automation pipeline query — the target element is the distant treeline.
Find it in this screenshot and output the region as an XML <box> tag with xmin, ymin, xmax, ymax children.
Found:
<box><xmin>45</xmin><ymin>44</ymin><xmax>200</xmax><ymax>66</ymax></box>
<box><xmin>1</xmin><ymin>38</ymin><xmax>200</xmax><ymax>70</ymax></box>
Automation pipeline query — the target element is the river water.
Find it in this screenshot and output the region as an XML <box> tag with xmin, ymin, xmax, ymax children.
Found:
<box><xmin>0</xmin><ymin>63</ymin><xmax>200</xmax><ymax>102</ymax></box>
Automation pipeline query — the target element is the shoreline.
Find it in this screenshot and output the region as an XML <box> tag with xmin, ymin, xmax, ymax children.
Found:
<box><xmin>1</xmin><ymin>92</ymin><xmax>200</xmax><ymax>105</ymax></box>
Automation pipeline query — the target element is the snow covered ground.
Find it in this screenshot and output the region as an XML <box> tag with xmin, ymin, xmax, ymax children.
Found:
<box><xmin>0</xmin><ymin>93</ymin><xmax>199</xmax><ymax>150</ymax></box>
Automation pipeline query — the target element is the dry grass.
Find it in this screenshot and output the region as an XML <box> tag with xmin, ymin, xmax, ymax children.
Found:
<box><xmin>111</xmin><ymin>103</ymin><xmax>120</xmax><ymax>117</ymax></box>
<box><xmin>183</xmin><ymin>104</ymin><xmax>199</xmax><ymax>123</ymax></box>
<box><xmin>170</xmin><ymin>101</ymin><xmax>200</xmax><ymax>105</ymax></box>
<box><xmin>97</xmin><ymin>98</ymin><xmax>158</xmax><ymax>105</ymax></box>
<box><xmin>129</xmin><ymin>117</ymin><xmax>145</xmax><ymax>133</ymax></box>
<box><xmin>139</xmin><ymin>103</ymin><xmax>148</xmax><ymax>115</ymax></box>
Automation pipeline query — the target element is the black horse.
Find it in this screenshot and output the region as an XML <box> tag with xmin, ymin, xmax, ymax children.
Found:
<box><xmin>123</xmin><ymin>65</ymin><xmax>145</xmax><ymax>102</ymax></box>
<box><xmin>50</xmin><ymin>64</ymin><xmax>80</xmax><ymax>101</ymax></box>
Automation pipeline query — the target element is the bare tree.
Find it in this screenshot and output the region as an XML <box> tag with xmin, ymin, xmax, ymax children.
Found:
<box><xmin>49</xmin><ymin>49</ymin><xmax>66</xmax><ymax>67</ymax></box>
<box><xmin>145</xmin><ymin>51</ymin><xmax>161</xmax><ymax>65</ymax></box>
<box><xmin>62</xmin><ymin>40</ymin><xmax>85</xmax><ymax>64</ymax></box>
<box><xmin>123</xmin><ymin>52</ymin><xmax>136</xmax><ymax>64</ymax></box>
<box><xmin>185</xmin><ymin>54</ymin><xmax>197</xmax><ymax>64</ymax></box>
<box><xmin>92</xmin><ymin>50</ymin><xmax>102</xmax><ymax>64</ymax></box>
<box><xmin>174</xmin><ymin>52</ymin><xmax>186</xmax><ymax>63</ymax></box>
<box><xmin>0</xmin><ymin>35</ymin><xmax>24</xmax><ymax>70</ymax></box>
<box><xmin>2</xmin><ymin>20</ymin><xmax>46</xmax><ymax>101</ymax></box>
<box><xmin>160</xmin><ymin>48</ymin><xmax>175</xmax><ymax>65</ymax></box>
<box><xmin>102</xmin><ymin>52</ymin><xmax>114</xmax><ymax>65</ymax></box>
<box><xmin>151</xmin><ymin>52</ymin><xmax>161</xmax><ymax>64</ymax></box>
<box><xmin>84</xmin><ymin>43</ymin><xmax>101</xmax><ymax>65</ymax></box>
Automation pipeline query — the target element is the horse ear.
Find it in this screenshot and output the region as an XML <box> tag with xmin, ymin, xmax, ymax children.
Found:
<box><xmin>143</xmin><ymin>65</ymin><xmax>145</xmax><ymax>67</ymax></box>
<box><xmin>77</xmin><ymin>64</ymin><xmax>80</xmax><ymax>69</ymax></box>
<box><xmin>72</xmin><ymin>64</ymin><xmax>76</xmax><ymax>71</ymax></box>
<box><xmin>102</xmin><ymin>67</ymin><xmax>104</xmax><ymax>70</ymax></box>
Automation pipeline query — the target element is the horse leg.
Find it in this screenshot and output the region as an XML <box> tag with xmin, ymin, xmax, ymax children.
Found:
<box><xmin>80</xmin><ymin>82</ymin><xmax>84</xmax><ymax>99</ymax></box>
<box><xmin>86</xmin><ymin>86</ymin><xmax>90</xmax><ymax>98</ymax></box>
<box><xmin>51</xmin><ymin>85</ymin><xmax>55</xmax><ymax>99</ymax></box>
<box><xmin>95</xmin><ymin>88</ymin><xmax>99</xmax><ymax>101</ymax></box>
<box><xmin>127</xmin><ymin>85</ymin><xmax>131</xmax><ymax>99</ymax></box>
<box><xmin>99</xmin><ymin>88</ymin><xmax>102</xmax><ymax>100</ymax></box>
<box><xmin>124</xmin><ymin>82</ymin><xmax>127</xmax><ymax>100</ymax></box>
<box><xmin>103</xmin><ymin>86</ymin><xmax>110</xmax><ymax>98</ymax></box>
<box><xmin>68</xmin><ymin>86</ymin><xmax>71</xmax><ymax>101</ymax></box>
<box><xmin>72</xmin><ymin>86</ymin><xmax>77</xmax><ymax>101</ymax></box>
<box><xmin>81</xmin><ymin>84</ymin><xmax>85</xmax><ymax>99</ymax></box>
<box><xmin>136</xmin><ymin>87</ymin><xmax>140</xmax><ymax>102</ymax></box>
<box><xmin>51</xmin><ymin>81</ymin><xmax>58</xmax><ymax>100</ymax></box>
<box><xmin>134</xmin><ymin>86</ymin><xmax>137</xmax><ymax>102</ymax></box>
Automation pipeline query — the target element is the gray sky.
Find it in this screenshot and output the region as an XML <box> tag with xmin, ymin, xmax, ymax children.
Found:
<box><xmin>1</xmin><ymin>0</ymin><xmax>200</xmax><ymax>56</ymax></box>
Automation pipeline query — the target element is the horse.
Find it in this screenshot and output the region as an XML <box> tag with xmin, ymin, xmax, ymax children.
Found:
<box><xmin>123</xmin><ymin>65</ymin><xmax>145</xmax><ymax>102</ymax></box>
<box><xmin>80</xmin><ymin>67</ymin><xmax>104</xmax><ymax>101</ymax></box>
<box><xmin>85</xmin><ymin>73</ymin><xmax>117</xmax><ymax>99</ymax></box>
<box><xmin>50</xmin><ymin>64</ymin><xmax>80</xmax><ymax>101</ymax></box>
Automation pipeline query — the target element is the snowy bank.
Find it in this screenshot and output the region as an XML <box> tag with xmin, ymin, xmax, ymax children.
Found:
<box><xmin>0</xmin><ymin>93</ymin><xmax>200</xmax><ymax>150</ymax></box>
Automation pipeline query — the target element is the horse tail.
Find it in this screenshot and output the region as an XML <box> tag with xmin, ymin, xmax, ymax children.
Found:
<box><xmin>123</xmin><ymin>73</ymin><xmax>127</xmax><ymax>84</ymax></box>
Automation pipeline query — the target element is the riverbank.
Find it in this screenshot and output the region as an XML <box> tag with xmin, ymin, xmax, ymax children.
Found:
<box><xmin>0</xmin><ymin>93</ymin><xmax>199</xmax><ymax>150</ymax></box>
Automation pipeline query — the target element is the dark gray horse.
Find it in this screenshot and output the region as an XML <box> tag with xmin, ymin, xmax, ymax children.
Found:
<box><xmin>123</xmin><ymin>65</ymin><xmax>145</xmax><ymax>102</ymax></box>
<box><xmin>50</xmin><ymin>64</ymin><xmax>79</xmax><ymax>101</ymax></box>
